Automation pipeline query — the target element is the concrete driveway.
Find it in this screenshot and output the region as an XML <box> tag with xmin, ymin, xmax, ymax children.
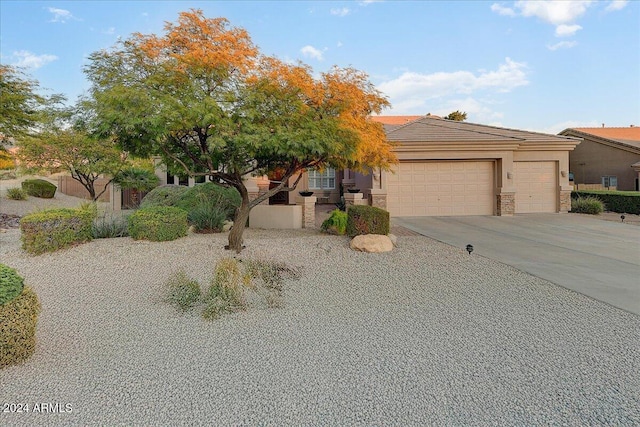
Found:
<box><xmin>394</xmin><ymin>214</ymin><xmax>640</xmax><ymax>315</ymax></box>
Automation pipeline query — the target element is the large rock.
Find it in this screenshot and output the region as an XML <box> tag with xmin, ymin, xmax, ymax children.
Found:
<box><xmin>350</xmin><ymin>234</ymin><xmax>394</xmax><ymax>253</ymax></box>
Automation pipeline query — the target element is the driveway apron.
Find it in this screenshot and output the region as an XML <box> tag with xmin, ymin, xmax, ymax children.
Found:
<box><xmin>394</xmin><ymin>214</ymin><xmax>640</xmax><ymax>315</ymax></box>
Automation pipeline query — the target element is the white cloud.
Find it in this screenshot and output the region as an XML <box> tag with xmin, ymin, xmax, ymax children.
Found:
<box><xmin>605</xmin><ymin>0</ymin><xmax>628</xmax><ymax>12</ymax></box>
<box><xmin>330</xmin><ymin>7</ymin><xmax>350</xmax><ymax>17</ymax></box>
<box><xmin>359</xmin><ymin>0</ymin><xmax>383</xmax><ymax>5</ymax></box>
<box><xmin>378</xmin><ymin>58</ymin><xmax>529</xmax><ymax>114</ymax></box>
<box><xmin>555</xmin><ymin>24</ymin><xmax>582</xmax><ymax>37</ymax></box>
<box><xmin>11</xmin><ymin>50</ymin><xmax>58</xmax><ymax>69</ymax></box>
<box><xmin>47</xmin><ymin>7</ymin><xmax>76</xmax><ymax>23</ymax></box>
<box><xmin>514</xmin><ymin>0</ymin><xmax>594</xmax><ymax>25</ymax></box>
<box><xmin>300</xmin><ymin>45</ymin><xmax>324</xmax><ymax>61</ymax></box>
<box><xmin>490</xmin><ymin>3</ymin><xmax>516</xmax><ymax>17</ymax></box>
<box><xmin>439</xmin><ymin>97</ymin><xmax>505</xmax><ymax>123</ymax></box>
<box><xmin>547</xmin><ymin>41</ymin><xmax>578</xmax><ymax>50</ymax></box>
<box><xmin>540</xmin><ymin>119</ymin><xmax>600</xmax><ymax>135</ymax></box>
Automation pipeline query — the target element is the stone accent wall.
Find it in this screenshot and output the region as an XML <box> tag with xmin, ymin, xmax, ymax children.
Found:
<box><xmin>370</xmin><ymin>194</ymin><xmax>387</xmax><ymax>210</ymax></box>
<box><xmin>560</xmin><ymin>190</ymin><xmax>572</xmax><ymax>213</ymax></box>
<box><xmin>295</xmin><ymin>196</ymin><xmax>316</xmax><ymax>228</ymax></box>
<box><xmin>497</xmin><ymin>193</ymin><xmax>515</xmax><ymax>216</ymax></box>
<box><xmin>343</xmin><ymin>192</ymin><xmax>366</xmax><ymax>207</ymax></box>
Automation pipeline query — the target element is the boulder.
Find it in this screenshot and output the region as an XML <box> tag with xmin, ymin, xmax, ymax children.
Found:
<box><xmin>350</xmin><ymin>234</ymin><xmax>394</xmax><ymax>253</ymax></box>
<box><xmin>222</xmin><ymin>220</ymin><xmax>234</xmax><ymax>232</ymax></box>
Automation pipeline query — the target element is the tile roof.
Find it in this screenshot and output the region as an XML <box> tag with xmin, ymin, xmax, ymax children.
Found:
<box><xmin>385</xmin><ymin>116</ymin><xmax>577</xmax><ymax>143</ymax></box>
<box><xmin>370</xmin><ymin>115</ymin><xmax>424</xmax><ymax>125</ymax></box>
<box><xmin>560</xmin><ymin>127</ymin><xmax>640</xmax><ymax>150</ymax></box>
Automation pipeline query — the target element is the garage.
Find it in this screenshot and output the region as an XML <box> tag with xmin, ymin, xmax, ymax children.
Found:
<box><xmin>513</xmin><ymin>161</ymin><xmax>557</xmax><ymax>213</ymax></box>
<box><xmin>386</xmin><ymin>161</ymin><xmax>495</xmax><ymax>217</ymax></box>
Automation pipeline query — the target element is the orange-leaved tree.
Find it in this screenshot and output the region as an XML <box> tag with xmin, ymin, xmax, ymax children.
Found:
<box><xmin>84</xmin><ymin>9</ymin><xmax>396</xmax><ymax>252</ymax></box>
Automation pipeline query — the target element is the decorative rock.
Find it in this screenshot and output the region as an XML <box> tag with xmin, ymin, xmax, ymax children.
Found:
<box><xmin>222</xmin><ymin>220</ymin><xmax>234</xmax><ymax>232</ymax></box>
<box><xmin>349</xmin><ymin>234</ymin><xmax>394</xmax><ymax>253</ymax></box>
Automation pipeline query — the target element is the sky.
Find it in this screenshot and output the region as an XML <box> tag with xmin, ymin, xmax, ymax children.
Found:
<box><xmin>1</xmin><ymin>0</ymin><xmax>639</xmax><ymax>134</ymax></box>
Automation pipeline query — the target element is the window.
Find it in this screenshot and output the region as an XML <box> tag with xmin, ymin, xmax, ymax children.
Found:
<box><xmin>602</xmin><ymin>176</ymin><xmax>617</xmax><ymax>188</ymax></box>
<box><xmin>308</xmin><ymin>168</ymin><xmax>336</xmax><ymax>190</ymax></box>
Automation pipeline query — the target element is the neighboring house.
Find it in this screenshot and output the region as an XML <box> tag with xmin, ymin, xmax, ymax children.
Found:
<box><xmin>559</xmin><ymin>126</ymin><xmax>640</xmax><ymax>191</ymax></box>
<box><xmin>157</xmin><ymin>115</ymin><xmax>581</xmax><ymax>217</ymax></box>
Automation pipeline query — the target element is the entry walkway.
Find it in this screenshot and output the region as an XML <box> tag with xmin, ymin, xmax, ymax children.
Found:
<box><xmin>394</xmin><ymin>214</ymin><xmax>640</xmax><ymax>315</ymax></box>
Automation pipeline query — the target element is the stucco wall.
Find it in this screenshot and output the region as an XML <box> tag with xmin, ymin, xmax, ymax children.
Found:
<box><xmin>569</xmin><ymin>139</ymin><xmax>640</xmax><ymax>191</ymax></box>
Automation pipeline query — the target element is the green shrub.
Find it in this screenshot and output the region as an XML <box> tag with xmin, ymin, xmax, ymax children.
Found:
<box><xmin>188</xmin><ymin>198</ymin><xmax>228</xmax><ymax>233</ymax></box>
<box><xmin>164</xmin><ymin>270</ymin><xmax>202</xmax><ymax>312</ymax></box>
<box><xmin>21</xmin><ymin>179</ymin><xmax>57</xmax><ymax>198</ymax></box>
<box><xmin>321</xmin><ymin>209</ymin><xmax>348</xmax><ymax>235</ymax></box>
<box><xmin>175</xmin><ymin>182</ymin><xmax>241</xmax><ymax>221</ymax></box>
<box><xmin>202</xmin><ymin>258</ymin><xmax>247</xmax><ymax>320</ymax></box>
<box><xmin>128</xmin><ymin>206</ymin><xmax>188</xmax><ymax>242</ymax></box>
<box><xmin>1</xmin><ymin>286</ymin><xmax>41</xmax><ymax>368</ymax></box>
<box><xmin>140</xmin><ymin>185</ymin><xmax>189</xmax><ymax>208</ymax></box>
<box><xmin>572</xmin><ymin>191</ymin><xmax>640</xmax><ymax>215</ymax></box>
<box><xmin>0</xmin><ymin>264</ymin><xmax>25</xmax><ymax>306</ymax></box>
<box><xmin>346</xmin><ymin>205</ymin><xmax>390</xmax><ymax>237</ymax></box>
<box><xmin>92</xmin><ymin>212</ymin><xmax>129</xmax><ymax>239</ymax></box>
<box><xmin>20</xmin><ymin>208</ymin><xmax>94</xmax><ymax>254</ymax></box>
<box><xmin>6</xmin><ymin>187</ymin><xmax>27</xmax><ymax>200</ymax></box>
<box><xmin>571</xmin><ymin>196</ymin><xmax>605</xmax><ymax>215</ymax></box>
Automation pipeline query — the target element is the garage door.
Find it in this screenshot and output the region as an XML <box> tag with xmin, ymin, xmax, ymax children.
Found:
<box><xmin>514</xmin><ymin>161</ymin><xmax>557</xmax><ymax>213</ymax></box>
<box><xmin>386</xmin><ymin>161</ymin><xmax>494</xmax><ymax>217</ymax></box>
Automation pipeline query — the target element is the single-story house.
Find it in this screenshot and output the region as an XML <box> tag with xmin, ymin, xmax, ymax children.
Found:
<box><xmin>159</xmin><ymin>115</ymin><xmax>581</xmax><ymax>217</ymax></box>
<box><xmin>559</xmin><ymin>126</ymin><xmax>640</xmax><ymax>191</ymax></box>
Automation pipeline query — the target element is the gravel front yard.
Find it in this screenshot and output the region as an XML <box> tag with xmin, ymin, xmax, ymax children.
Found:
<box><xmin>1</xmin><ymin>223</ymin><xmax>639</xmax><ymax>426</ymax></box>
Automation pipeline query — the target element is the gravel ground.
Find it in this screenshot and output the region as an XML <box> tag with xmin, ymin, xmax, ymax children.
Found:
<box><xmin>1</xmin><ymin>225</ymin><xmax>639</xmax><ymax>426</ymax></box>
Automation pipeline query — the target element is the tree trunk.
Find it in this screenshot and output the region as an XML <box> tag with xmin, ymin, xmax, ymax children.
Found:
<box><xmin>227</xmin><ymin>188</ymin><xmax>250</xmax><ymax>253</ymax></box>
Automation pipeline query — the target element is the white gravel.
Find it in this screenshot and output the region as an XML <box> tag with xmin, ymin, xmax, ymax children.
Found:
<box><xmin>1</xmin><ymin>224</ymin><xmax>639</xmax><ymax>426</ymax></box>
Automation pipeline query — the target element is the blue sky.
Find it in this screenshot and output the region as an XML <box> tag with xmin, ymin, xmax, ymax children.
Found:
<box><xmin>1</xmin><ymin>1</ymin><xmax>638</xmax><ymax>134</ymax></box>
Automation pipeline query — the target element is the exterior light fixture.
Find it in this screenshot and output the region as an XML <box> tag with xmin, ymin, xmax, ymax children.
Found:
<box><xmin>621</xmin><ymin>214</ymin><xmax>626</xmax><ymax>222</ymax></box>
<box><xmin>561</xmin><ymin>171</ymin><xmax>567</xmax><ymax>178</ymax></box>
<box><xmin>466</xmin><ymin>244</ymin><xmax>474</xmax><ymax>255</ymax></box>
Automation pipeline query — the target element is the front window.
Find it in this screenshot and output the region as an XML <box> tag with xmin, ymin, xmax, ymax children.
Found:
<box><xmin>308</xmin><ymin>168</ymin><xmax>336</xmax><ymax>190</ymax></box>
<box><xmin>602</xmin><ymin>176</ymin><xmax>617</xmax><ymax>188</ymax></box>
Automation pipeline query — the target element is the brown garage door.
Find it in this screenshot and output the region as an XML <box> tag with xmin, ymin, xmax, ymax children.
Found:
<box><xmin>514</xmin><ymin>161</ymin><xmax>557</xmax><ymax>213</ymax></box>
<box><xmin>386</xmin><ymin>161</ymin><xmax>495</xmax><ymax>217</ymax></box>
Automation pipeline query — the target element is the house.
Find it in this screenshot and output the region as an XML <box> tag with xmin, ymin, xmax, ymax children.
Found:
<box><xmin>559</xmin><ymin>126</ymin><xmax>640</xmax><ymax>191</ymax></box>
<box><xmin>158</xmin><ymin>115</ymin><xmax>581</xmax><ymax>217</ymax></box>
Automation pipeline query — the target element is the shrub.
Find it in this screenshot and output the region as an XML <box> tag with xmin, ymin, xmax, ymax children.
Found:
<box><xmin>0</xmin><ymin>170</ymin><xmax>17</xmax><ymax>180</ymax></box>
<box><xmin>0</xmin><ymin>264</ymin><xmax>25</xmax><ymax>306</ymax></box>
<box><xmin>1</xmin><ymin>286</ymin><xmax>41</xmax><ymax>368</ymax></box>
<box><xmin>20</xmin><ymin>208</ymin><xmax>94</xmax><ymax>254</ymax></box>
<box><xmin>571</xmin><ymin>196</ymin><xmax>605</xmax><ymax>215</ymax></box>
<box><xmin>188</xmin><ymin>198</ymin><xmax>228</xmax><ymax>233</ymax></box>
<box><xmin>6</xmin><ymin>187</ymin><xmax>27</xmax><ymax>200</ymax></box>
<box><xmin>571</xmin><ymin>191</ymin><xmax>640</xmax><ymax>215</ymax></box>
<box><xmin>164</xmin><ymin>270</ymin><xmax>202</xmax><ymax>312</ymax></box>
<box><xmin>346</xmin><ymin>205</ymin><xmax>390</xmax><ymax>237</ymax></box>
<box><xmin>21</xmin><ymin>179</ymin><xmax>56</xmax><ymax>198</ymax></box>
<box><xmin>128</xmin><ymin>206</ymin><xmax>188</xmax><ymax>242</ymax></box>
<box><xmin>92</xmin><ymin>212</ymin><xmax>129</xmax><ymax>239</ymax></box>
<box><xmin>321</xmin><ymin>209</ymin><xmax>348</xmax><ymax>235</ymax></box>
<box><xmin>0</xmin><ymin>150</ymin><xmax>15</xmax><ymax>170</ymax></box>
<box><xmin>140</xmin><ymin>185</ymin><xmax>189</xmax><ymax>208</ymax></box>
<box><xmin>202</xmin><ymin>258</ymin><xmax>246</xmax><ymax>320</ymax></box>
<box><xmin>175</xmin><ymin>182</ymin><xmax>241</xmax><ymax>221</ymax></box>
<box><xmin>243</xmin><ymin>259</ymin><xmax>300</xmax><ymax>308</ymax></box>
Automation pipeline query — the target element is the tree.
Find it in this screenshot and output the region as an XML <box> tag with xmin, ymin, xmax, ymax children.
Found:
<box><xmin>85</xmin><ymin>10</ymin><xmax>396</xmax><ymax>252</ymax></box>
<box><xmin>444</xmin><ymin>110</ymin><xmax>467</xmax><ymax>121</ymax></box>
<box><xmin>18</xmin><ymin>128</ymin><xmax>128</xmax><ymax>201</ymax></box>
<box><xmin>0</xmin><ymin>65</ymin><xmax>64</xmax><ymax>146</ymax></box>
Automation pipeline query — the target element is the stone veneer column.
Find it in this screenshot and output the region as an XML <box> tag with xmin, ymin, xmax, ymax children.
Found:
<box><xmin>369</xmin><ymin>188</ymin><xmax>387</xmax><ymax>209</ymax></box>
<box><xmin>343</xmin><ymin>192</ymin><xmax>367</xmax><ymax>207</ymax></box>
<box><xmin>295</xmin><ymin>195</ymin><xmax>317</xmax><ymax>228</ymax></box>
<box><xmin>497</xmin><ymin>192</ymin><xmax>515</xmax><ymax>216</ymax></box>
<box><xmin>559</xmin><ymin>187</ymin><xmax>572</xmax><ymax>213</ymax></box>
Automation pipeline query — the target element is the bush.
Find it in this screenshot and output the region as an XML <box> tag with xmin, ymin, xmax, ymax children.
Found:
<box><xmin>164</xmin><ymin>270</ymin><xmax>201</xmax><ymax>312</ymax></box>
<box><xmin>128</xmin><ymin>206</ymin><xmax>188</xmax><ymax>242</ymax></box>
<box><xmin>92</xmin><ymin>212</ymin><xmax>129</xmax><ymax>239</ymax></box>
<box><xmin>1</xmin><ymin>286</ymin><xmax>41</xmax><ymax>368</ymax></box>
<box><xmin>140</xmin><ymin>185</ymin><xmax>189</xmax><ymax>208</ymax></box>
<box><xmin>188</xmin><ymin>198</ymin><xmax>228</xmax><ymax>233</ymax></box>
<box><xmin>202</xmin><ymin>258</ymin><xmax>246</xmax><ymax>320</ymax></box>
<box><xmin>175</xmin><ymin>182</ymin><xmax>241</xmax><ymax>221</ymax></box>
<box><xmin>346</xmin><ymin>205</ymin><xmax>390</xmax><ymax>237</ymax></box>
<box><xmin>0</xmin><ymin>264</ymin><xmax>25</xmax><ymax>306</ymax></box>
<box><xmin>0</xmin><ymin>150</ymin><xmax>15</xmax><ymax>170</ymax></box>
<box><xmin>20</xmin><ymin>208</ymin><xmax>94</xmax><ymax>254</ymax></box>
<box><xmin>572</xmin><ymin>191</ymin><xmax>640</xmax><ymax>215</ymax></box>
<box><xmin>571</xmin><ymin>196</ymin><xmax>605</xmax><ymax>215</ymax></box>
<box><xmin>321</xmin><ymin>209</ymin><xmax>348</xmax><ymax>235</ymax></box>
<box><xmin>21</xmin><ymin>179</ymin><xmax>56</xmax><ymax>198</ymax></box>
<box><xmin>6</xmin><ymin>187</ymin><xmax>27</xmax><ymax>200</ymax></box>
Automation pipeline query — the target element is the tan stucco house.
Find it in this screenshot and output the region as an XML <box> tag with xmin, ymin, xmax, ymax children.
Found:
<box><xmin>559</xmin><ymin>126</ymin><xmax>640</xmax><ymax>191</ymax></box>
